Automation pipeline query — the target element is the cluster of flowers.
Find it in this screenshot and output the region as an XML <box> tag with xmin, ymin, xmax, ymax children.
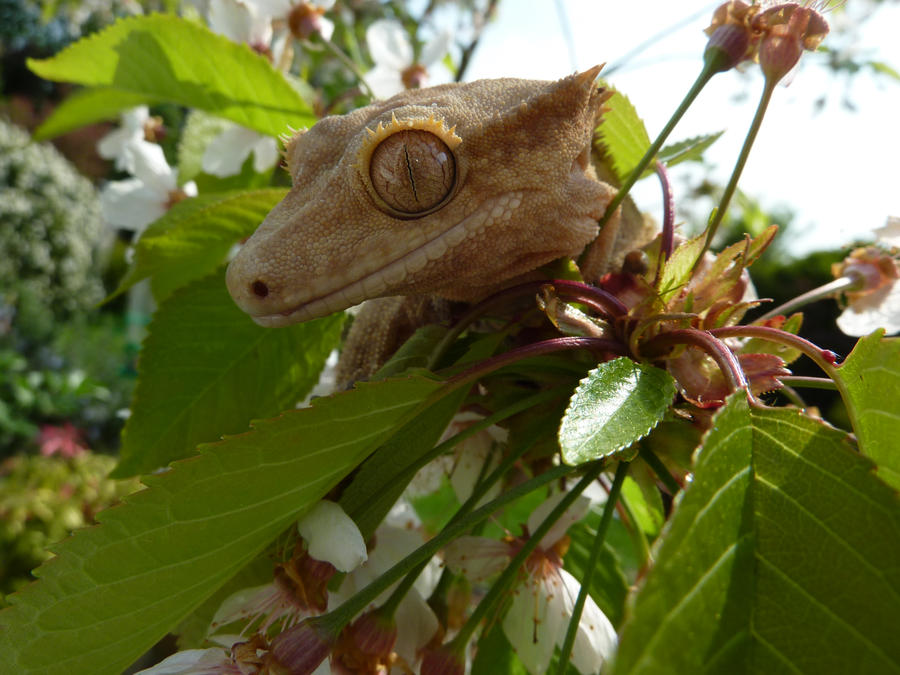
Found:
<box><xmin>137</xmin><ymin>423</ymin><xmax>616</xmax><ymax>675</ymax></box>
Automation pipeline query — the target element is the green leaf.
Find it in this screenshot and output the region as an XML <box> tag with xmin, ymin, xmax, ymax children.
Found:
<box><xmin>559</xmin><ymin>358</ymin><xmax>676</xmax><ymax>465</ymax></box>
<box><xmin>33</xmin><ymin>87</ymin><xmax>163</xmax><ymax>140</ymax></box>
<box><xmin>657</xmin><ymin>131</ymin><xmax>724</xmax><ymax>169</ymax></box>
<box><xmin>28</xmin><ymin>14</ymin><xmax>315</xmax><ymax>137</ymax></box>
<box><xmin>114</xmin><ymin>269</ymin><xmax>344</xmax><ymax>477</ymax></box>
<box><xmin>341</xmin><ymin>333</ymin><xmax>505</xmax><ymax>539</ymax></box>
<box><xmin>0</xmin><ymin>375</ymin><xmax>442</xmax><ymax>675</ymax></box>
<box><xmin>373</xmin><ymin>324</ymin><xmax>450</xmax><ymax>380</ymax></box>
<box><xmin>112</xmin><ymin>188</ymin><xmax>287</xmax><ymax>302</ymax></box>
<box><xmin>596</xmin><ymin>89</ymin><xmax>651</xmax><ymax>182</ymax></box>
<box><xmin>834</xmin><ymin>331</ymin><xmax>900</xmax><ymax>489</ymax></box>
<box><xmin>656</xmin><ymin>233</ymin><xmax>706</xmax><ymax>303</ymax></box>
<box><xmin>613</xmin><ymin>395</ymin><xmax>900</xmax><ymax>675</ymax></box>
<box><xmin>472</xmin><ymin>621</ymin><xmax>530</xmax><ymax>675</ymax></box>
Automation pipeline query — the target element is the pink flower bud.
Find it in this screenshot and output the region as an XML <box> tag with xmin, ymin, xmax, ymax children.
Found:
<box><xmin>265</xmin><ymin>619</ymin><xmax>335</xmax><ymax>675</ymax></box>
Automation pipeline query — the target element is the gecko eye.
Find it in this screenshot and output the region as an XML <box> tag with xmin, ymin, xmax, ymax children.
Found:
<box><xmin>369</xmin><ymin>130</ymin><xmax>456</xmax><ymax>215</ymax></box>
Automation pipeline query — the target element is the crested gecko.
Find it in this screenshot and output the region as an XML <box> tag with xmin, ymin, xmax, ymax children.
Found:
<box><xmin>226</xmin><ymin>66</ymin><xmax>652</xmax><ymax>380</ymax></box>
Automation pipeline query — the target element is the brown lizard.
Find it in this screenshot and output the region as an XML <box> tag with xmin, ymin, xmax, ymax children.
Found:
<box><xmin>226</xmin><ymin>66</ymin><xmax>652</xmax><ymax>381</ymax></box>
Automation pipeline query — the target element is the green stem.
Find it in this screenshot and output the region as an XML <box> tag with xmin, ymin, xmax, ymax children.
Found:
<box><xmin>595</xmin><ymin>56</ymin><xmax>722</xmax><ymax>234</ymax></box>
<box><xmin>616</xmin><ymin>479</ymin><xmax>651</xmax><ymax>568</ymax></box>
<box><xmin>322</xmin><ymin>460</ymin><xmax>585</xmax><ymax>629</ymax></box>
<box><xmin>639</xmin><ymin>446</ymin><xmax>681</xmax><ymax>496</ymax></box>
<box><xmin>556</xmin><ymin>462</ymin><xmax>630</xmax><ymax>675</ymax></box>
<box><xmin>756</xmin><ymin>275</ymin><xmax>863</xmax><ymax>323</ymax></box>
<box><xmin>700</xmin><ymin>78</ymin><xmax>776</xmax><ymax>259</ymax></box>
<box><xmin>780</xmin><ymin>375</ymin><xmax>839</xmax><ymax>391</ymax></box>
<box><xmin>381</xmin><ymin>422</ymin><xmax>542</xmax><ymax>618</ymax></box>
<box><xmin>448</xmin><ymin>461</ymin><xmax>609</xmax><ymax>652</ymax></box>
<box><xmin>319</xmin><ymin>35</ymin><xmax>375</xmax><ymax>98</ymax></box>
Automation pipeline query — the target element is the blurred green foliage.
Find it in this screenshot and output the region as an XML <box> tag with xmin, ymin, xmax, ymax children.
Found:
<box><xmin>0</xmin><ymin>452</ymin><xmax>140</xmax><ymax>605</ymax></box>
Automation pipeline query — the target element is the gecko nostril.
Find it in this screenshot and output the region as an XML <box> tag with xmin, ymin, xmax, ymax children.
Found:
<box><xmin>251</xmin><ymin>280</ymin><xmax>269</xmax><ymax>298</ymax></box>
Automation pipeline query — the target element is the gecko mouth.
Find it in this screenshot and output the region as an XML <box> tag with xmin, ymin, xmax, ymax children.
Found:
<box><xmin>248</xmin><ymin>193</ymin><xmax>523</xmax><ymax>327</ymax></box>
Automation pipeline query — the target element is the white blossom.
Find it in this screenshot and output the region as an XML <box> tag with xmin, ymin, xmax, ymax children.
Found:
<box><xmin>99</xmin><ymin>141</ymin><xmax>197</xmax><ymax>236</ymax></box>
<box><xmin>201</xmin><ymin>123</ymin><xmax>280</xmax><ymax>178</ymax></box>
<box><xmin>836</xmin><ymin>219</ymin><xmax>900</xmax><ymax>337</ymax></box>
<box><xmin>444</xmin><ymin>492</ymin><xmax>617</xmax><ymax>675</ymax></box>
<box><xmin>208</xmin><ymin>0</ymin><xmax>273</xmax><ymax>49</ymax></box>
<box><xmin>134</xmin><ymin>648</ymin><xmax>241</xmax><ymax>675</ymax></box>
<box><xmin>297</xmin><ymin>500</ymin><xmax>368</xmax><ymax>573</ymax></box>
<box><xmin>97</xmin><ymin>106</ymin><xmax>151</xmax><ymax>172</ymax></box>
<box><xmin>365</xmin><ymin>19</ymin><xmax>452</xmax><ymax>99</ymax></box>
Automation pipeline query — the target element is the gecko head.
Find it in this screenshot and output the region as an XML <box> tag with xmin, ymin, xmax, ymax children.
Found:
<box><xmin>226</xmin><ymin>66</ymin><xmax>616</xmax><ymax>326</ymax></box>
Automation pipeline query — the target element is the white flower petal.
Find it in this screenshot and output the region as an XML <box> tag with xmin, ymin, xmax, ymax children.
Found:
<box><xmin>527</xmin><ymin>491</ymin><xmax>591</xmax><ymax>550</ymax></box>
<box><xmin>873</xmin><ymin>215</ymin><xmax>900</xmax><ymax>250</ymax></box>
<box><xmin>100</xmin><ymin>179</ymin><xmax>166</xmax><ymax>233</ymax></box>
<box><xmin>202</xmin><ymin>124</ymin><xmax>259</xmax><ymax>177</ymax></box>
<box><xmin>503</xmin><ymin>574</ymin><xmax>561</xmax><ymax>675</ymax></box>
<box><xmin>836</xmin><ymin>280</ymin><xmax>900</xmax><ymax>336</ymax></box>
<box><xmin>365</xmin><ymin>66</ymin><xmax>405</xmax><ymax>100</ymax></box>
<box><xmin>317</xmin><ymin>16</ymin><xmax>334</xmax><ymax>42</ymax></box>
<box><xmin>127</xmin><ymin>141</ymin><xmax>176</xmax><ymax>194</ymax></box>
<box><xmin>298</xmin><ymin>500</ymin><xmax>367</xmax><ymax>572</ymax></box>
<box><xmin>135</xmin><ymin>648</ymin><xmax>232</xmax><ymax>675</ymax></box>
<box><xmin>555</xmin><ymin>568</ymin><xmax>617</xmax><ymax>674</ymax></box>
<box><xmin>443</xmin><ymin>535</ymin><xmax>510</xmax><ymax>581</ymax></box>
<box><xmin>393</xmin><ymin>589</ymin><xmax>440</xmax><ymax>665</ymax></box>
<box><xmin>419</xmin><ymin>30</ymin><xmax>452</xmax><ymax>68</ymax></box>
<box><xmin>251</xmin><ymin>135</ymin><xmax>280</xmax><ymax>173</ymax></box>
<box><xmin>97</xmin><ymin>106</ymin><xmax>151</xmax><ymax>171</ymax></box>
<box><xmin>209</xmin><ymin>0</ymin><xmax>252</xmax><ymax>41</ymax></box>
<box><xmin>450</xmin><ymin>431</ymin><xmax>500</xmax><ymax>504</ymax></box>
<box><xmin>366</xmin><ymin>19</ymin><xmax>413</xmax><ymax>70</ymax></box>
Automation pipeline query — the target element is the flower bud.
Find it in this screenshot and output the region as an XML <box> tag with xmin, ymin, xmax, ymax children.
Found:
<box><xmin>703</xmin><ymin>1</ymin><xmax>758</xmax><ymax>71</ymax></box>
<box><xmin>287</xmin><ymin>2</ymin><xmax>327</xmax><ymax>40</ymax></box>
<box><xmin>420</xmin><ymin>645</ymin><xmax>465</xmax><ymax>675</ymax></box>
<box><xmin>331</xmin><ymin>609</ymin><xmax>398</xmax><ymax>674</ymax></box>
<box><xmin>753</xmin><ymin>4</ymin><xmax>830</xmax><ymax>83</ymax></box>
<box><xmin>704</xmin><ymin>24</ymin><xmax>752</xmax><ymax>72</ymax></box>
<box><xmin>265</xmin><ymin>618</ymin><xmax>336</xmax><ymax>675</ymax></box>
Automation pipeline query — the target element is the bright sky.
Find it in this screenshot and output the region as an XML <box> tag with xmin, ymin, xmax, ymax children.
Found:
<box><xmin>458</xmin><ymin>0</ymin><xmax>900</xmax><ymax>253</ymax></box>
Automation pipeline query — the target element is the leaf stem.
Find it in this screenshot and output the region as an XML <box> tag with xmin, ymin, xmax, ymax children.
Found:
<box><xmin>656</xmin><ymin>160</ymin><xmax>676</xmax><ymax>262</ymax></box>
<box><xmin>448</xmin><ymin>461</ymin><xmax>609</xmax><ymax>652</ymax></box>
<box><xmin>379</xmin><ymin>399</ymin><xmax>555</xmax><ymax>618</ymax></box>
<box><xmin>642</xmin><ymin>328</ymin><xmax>749</xmax><ymax>394</ymax></box>
<box><xmin>638</xmin><ymin>446</ymin><xmax>682</xmax><ymax>495</ymax></box>
<box><xmin>709</xmin><ymin>325</ymin><xmax>840</xmax><ymax>376</ymax></box>
<box><xmin>755</xmin><ymin>275</ymin><xmax>864</xmax><ymax>323</ymax></box>
<box><xmin>317</xmin><ymin>460</ymin><xmax>587</xmax><ymax>632</ymax></box>
<box><xmin>428</xmin><ymin>280</ymin><xmax>628</xmax><ymax>369</ymax></box>
<box><xmin>780</xmin><ymin>375</ymin><xmax>840</xmax><ymax>391</ymax></box>
<box><xmin>700</xmin><ymin>78</ymin><xmax>776</xmax><ymax>259</ymax></box>
<box><xmin>596</xmin><ymin>56</ymin><xmax>722</xmax><ymax>233</ymax></box>
<box><xmin>445</xmin><ymin>337</ymin><xmax>627</xmax><ymax>389</ymax></box>
<box><xmin>556</xmin><ymin>461</ymin><xmax>629</xmax><ymax>675</ymax></box>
